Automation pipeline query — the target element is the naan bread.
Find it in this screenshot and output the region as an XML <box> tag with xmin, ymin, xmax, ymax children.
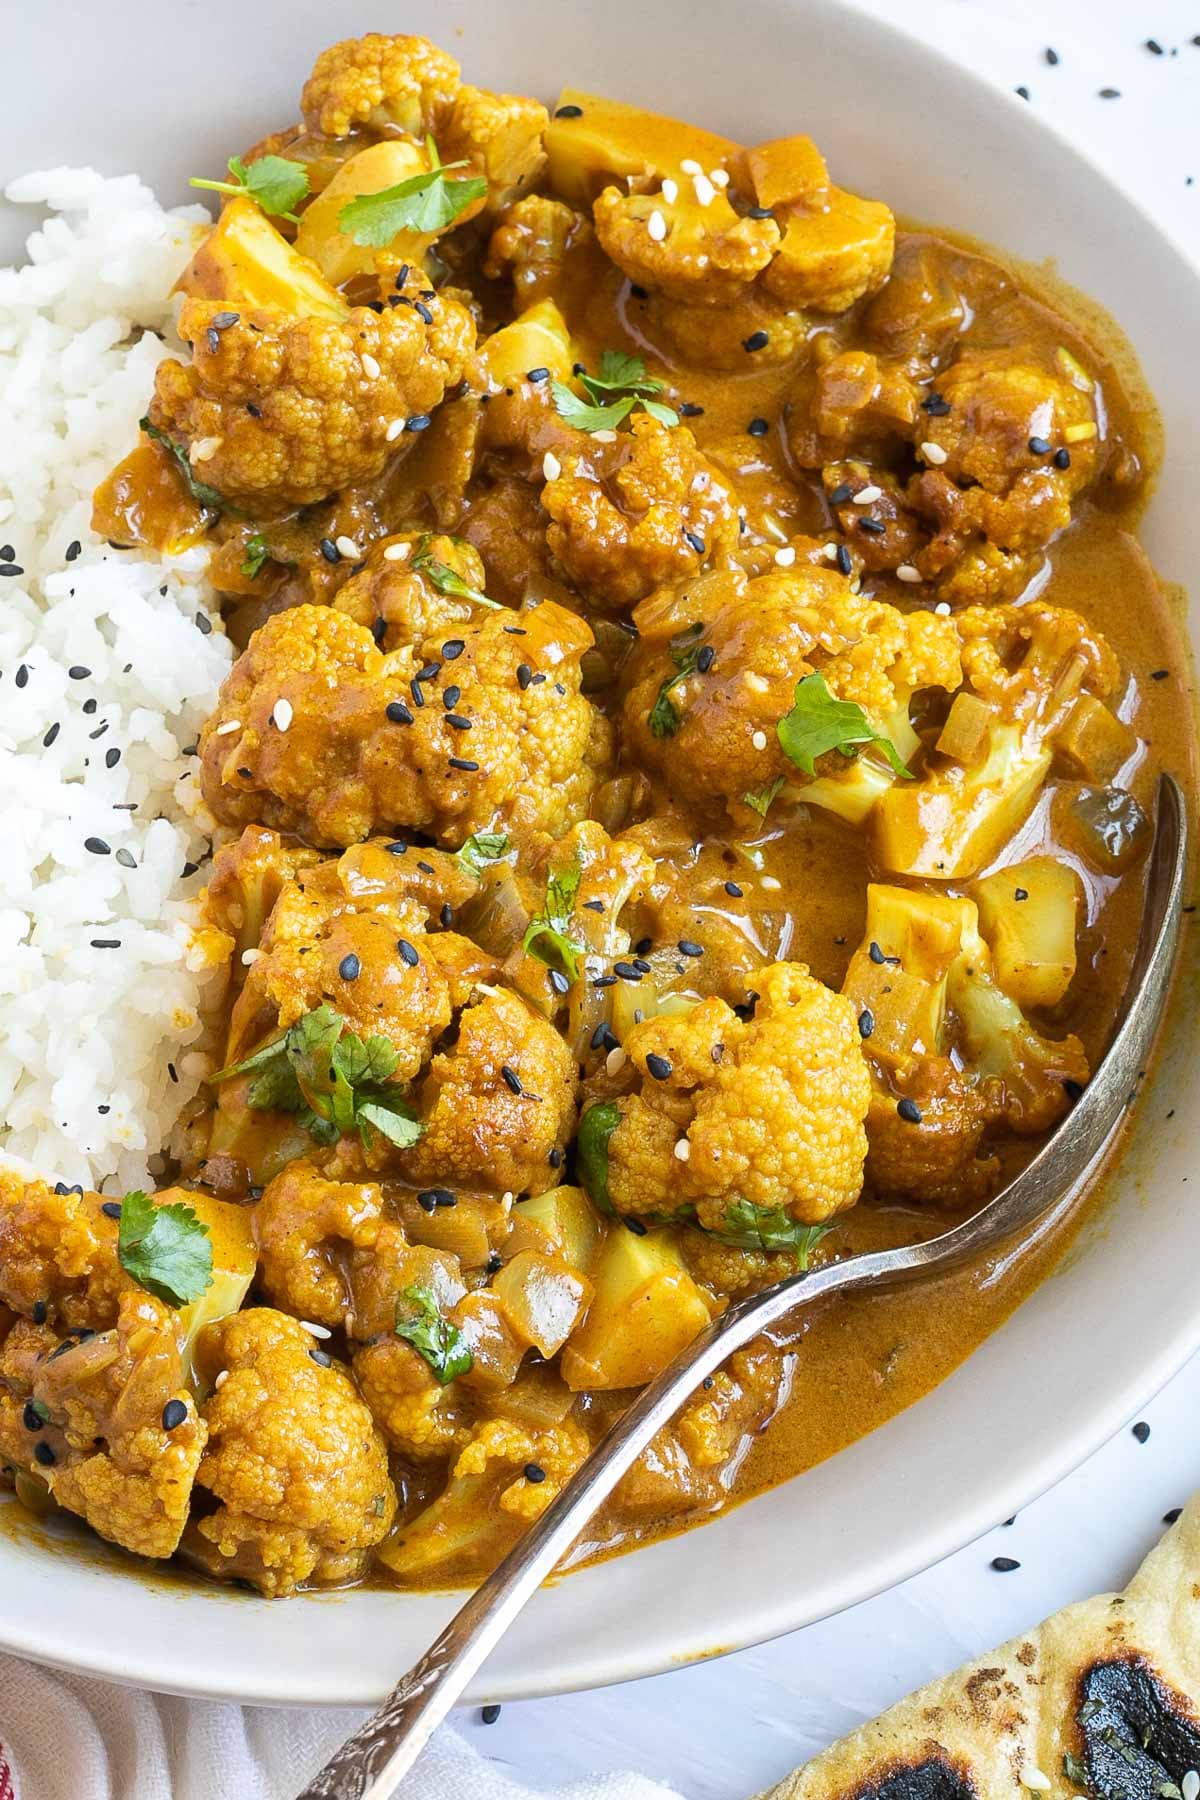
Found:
<box><xmin>761</xmin><ymin>1498</ymin><xmax>1200</xmax><ymax>1800</ymax></box>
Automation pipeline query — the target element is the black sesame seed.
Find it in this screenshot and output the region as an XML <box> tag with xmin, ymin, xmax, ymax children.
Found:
<box><xmin>742</xmin><ymin>330</ymin><xmax>769</xmax><ymax>352</ymax></box>
<box><xmin>410</xmin><ymin>679</ymin><xmax>425</xmax><ymax>708</ymax></box>
<box><xmin>1054</xmin><ymin>447</ymin><xmax>1072</xmax><ymax>469</ymax></box>
<box><xmin>417</xmin><ymin>860</ymin><xmax>434</xmax><ymax>875</ymax></box>
<box><xmin>678</xmin><ymin>401</ymin><xmax>704</xmax><ymax>417</ymax></box>
<box><xmin>921</xmin><ymin>392</ymin><xmax>951</xmax><ymax>416</ymax></box>
<box><xmin>516</xmin><ymin>663</ymin><xmax>534</xmax><ymax>691</ymax></box>
<box><xmin>162</xmin><ymin>1399</ymin><xmax>188</xmax><ymax>1431</ymax></box>
<box><xmin>555</xmin><ymin>103</ymin><xmax>583</xmax><ymax>117</ymax></box>
<box><xmin>1098</xmin><ymin>87</ymin><xmax>1121</xmax><ymax>98</ymax></box>
<box><xmin>747</xmin><ymin>417</ymin><xmax>769</xmax><ymax>437</ymax></box>
<box><xmin>631</xmin><ymin>957</ymin><xmax>653</xmax><ymax>974</ymax></box>
<box><xmin>503</xmin><ymin>625</ymin><xmax>527</xmax><ymax>635</ymax></box>
<box><xmin>1045</xmin><ymin>46</ymin><xmax>1060</xmax><ymax>64</ymax></box>
<box><xmin>84</xmin><ymin>837</ymin><xmax>110</xmax><ymax>856</ymax></box>
<box><xmin>42</xmin><ymin>722</ymin><xmax>60</xmax><ymax>747</ymax></box>
<box><xmin>82</xmin><ymin>697</ymin><xmax>96</xmax><ymax>713</ymax></box>
<box><xmin>415</xmin><ymin>661</ymin><xmax>441</xmax><ymax>682</ymax></box>
<box><xmin>868</xmin><ymin>941</ymin><xmax>886</xmax><ymax>965</ymax></box>
<box><xmin>678</xmin><ymin>939</ymin><xmax>704</xmax><ymax>957</ymax></box>
<box><xmin>397</xmin><ymin>939</ymin><xmax>420</xmax><ymax>967</ymax></box>
<box><xmin>1145</xmin><ymin>38</ymin><xmax>1164</xmax><ymax>54</ymax></box>
<box><xmin>858</xmin><ymin>1009</ymin><xmax>875</xmax><ymax>1039</ymax></box>
<box><xmin>683</xmin><ymin>529</ymin><xmax>706</xmax><ymax>555</ymax></box>
<box><xmin>1028</xmin><ymin>435</ymin><xmax>1052</xmax><ymax>455</ymax></box>
<box><xmin>612</xmin><ymin>961</ymin><xmax>642</xmax><ymax>981</ymax></box>
<box><xmin>32</xmin><ymin>1300</ymin><xmax>47</xmax><ymax>1325</ymax></box>
<box><xmin>318</xmin><ymin>537</ymin><xmax>341</xmax><ymax>564</ymax></box>
<box><xmin>168</xmin><ymin>1061</ymin><xmax>178</xmax><ymax>1084</ymax></box>
<box><xmin>417</xmin><ymin>1191</ymin><xmax>438</xmax><ymax>1213</ymax></box>
<box><xmin>481</xmin><ymin>1704</ymin><xmax>502</xmax><ymax>1724</ymax></box>
<box><xmin>548</xmin><ymin>1146</ymin><xmax>563</xmax><ymax>1169</ymax></box>
<box><xmin>501</xmin><ymin>1065</ymin><xmax>523</xmax><ymax>1094</ymax></box>
<box><xmin>828</xmin><ymin>483</ymin><xmax>853</xmax><ymax>505</ymax></box>
<box><xmin>440</xmin><ymin>902</ymin><xmax>454</xmax><ymax>929</ymax></box>
<box><xmin>211</xmin><ymin>310</ymin><xmax>239</xmax><ymax>330</ymax></box>
<box><xmin>34</xmin><ymin>1441</ymin><xmax>56</xmax><ymax>1467</ymax></box>
<box><xmin>1132</xmin><ymin>1420</ymin><xmax>1151</xmax><ymax>1443</ymax></box>
<box><xmin>101</xmin><ymin>1200</ymin><xmax>123</xmax><ymax>1219</ymax></box>
<box><xmin>646</xmin><ymin>1052</ymin><xmax>672</xmax><ymax>1080</ymax></box>
<box><xmin>1015</xmin><ymin>84</ymin><xmax>1030</xmax><ymax>100</ymax></box>
<box><xmin>1150</xmin><ymin>669</ymin><xmax>1169</xmax><ymax>681</ymax></box>
<box><xmin>747</xmin><ymin>205</ymin><xmax>774</xmax><ymax>219</ymax></box>
<box><xmin>859</xmin><ymin>516</ymin><xmax>886</xmax><ymax>535</ymax></box>
<box><xmin>442</xmin><ymin>685</ymin><xmax>461</xmax><ymax>709</ymax></box>
<box><xmin>445</xmin><ymin>713</ymin><xmax>472</xmax><ymax>730</ymax></box>
<box><xmin>442</xmin><ymin>638</ymin><xmax>465</xmax><ymax>660</ymax></box>
<box><xmin>897</xmin><ymin>1097</ymin><xmax>923</xmax><ymax>1124</ymax></box>
<box><xmin>696</xmin><ymin>645</ymin><xmax>715</xmax><ymax>673</ymax></box>
<box><xmin>1063</xmin><ymin>1078</ymin><xmax>1085</xmax><ymax>1101</ymax></box>
<box><xmin>1013</xmin><ymin>887</ymin><xmax>1029</xmax><ymax>901</ymax></box>
<box><xmin>386</xmin><ymin>699</ymin><xmax>414</xmax><ymax>724</ymax></box>
<box><xmin>196</xmin><ymin>611</ymin><xmax>213</xmax><ymax>635</ymax></box>
<box><xmin>413</xmin><ymin>300</ymin><xmax>434</xmax><ymax>325</ymax></box>
<box><xmin>629</xmin><ymin>283</ymin><xmax>648</xmax><ymax>300</ymax></box>
<box><xmin>22</xmin><ymin>1401</ymin><xmax>44</xmax><ymax>1433</ymax></box>
<box><xmin>65</xmin><ymin>540</ymin><xmax>81</xmax><ymax>562</ymax></box>
<box><xmin>448</xmin><ymin>756</ymin><xmax>480</xmax><ymax>772</ymax></box>
<box><xmin>308</xmin><ymin>1348</ymin><xmax>332</xmax><ymax>1367</ymax></box>
<box><xmin>582</xmin><ymin>899</ymin><xmax>605</xmax><ymax>913</ymax></box>
<box><xmin>835</xmin><ymin>544</ymin><xmax>853</xmax><ymax>576</ymax></box>
<box><xmin>724</xmin><ymin>880</ymin><xmax>743</xmax><ymax>898</ymax></box>
<box><xmin>246</xmin><ymin>401</ymin><xmax>262</xmax><ymax>418</ymax></box>
<box><xmin>625</xmin><ymin>1216</ymin><xmax>648</xmax><ymax>1236</ymax></box>
<box><xmin>384</xmin><ymin>840</ymin><xmax>409</xmax><ymax>856</ymax></box>
<box><xmin>1164</xmin><ymin>1508</ymin><xmax>1183</xmax><ymax>1524</ymax></box>
<box><xmin>90</xmin><ymin>939</ymin><xmax>121</xmax><ymax>949</ymax></box>
<box><xmin>549</xmin><ymin>968</ymin><xmax>570</xmax><ymax>995</ymax></box>
<box><xmin>106</xmin><ymin>747</ymin><xmax>122</xmax><ymax>769</ymax></box>
<box><xmin>68</xmin><ymin>665</ymin><xmax>92</xmax><ymax>680</ymax></box>
<box><xmin>406</xmin><ymin>413</ymin><xmax>432</xmax><ymax>432</ymax></box>
<box><xmin>339</xmin><ymin>953</ymin><xmax>361</xmax><ymax>981</ymax></box>
<box><xmin>526</xmin><ymin>367</ymin><xmax>550</xmax><ymax>384</ymax></box>
<box><xmin>206</xmin><ymin>326</ymin><xmax>221</xmax><ymax>354</ymax></box>
<box><xmin>991</xmin><ymin>1556</ymin><xmax>1021</xmax><ymax>1572</ymax></box>
<box><xmin>0</xmin><ymin>564</ymin><xmax>24</xmax><ymax>578</ymax></box>
<box><xmin>524</xmin><ymin>1462</ymin><xmax>546</xmax><ymax>1483</ymax></box>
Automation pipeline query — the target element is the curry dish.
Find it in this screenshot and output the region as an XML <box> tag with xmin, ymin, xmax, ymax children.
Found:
<box><xmin>0</xmin><ymin>33</ymin><xmax>1190</xmax><ymax>1597</ymax></box>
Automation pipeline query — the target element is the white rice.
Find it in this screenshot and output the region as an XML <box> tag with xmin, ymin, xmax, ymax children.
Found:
<box><xmin>0</xmin><ymin>169</ymin><xmax>235</xmax><ymax>1192</ymax></box>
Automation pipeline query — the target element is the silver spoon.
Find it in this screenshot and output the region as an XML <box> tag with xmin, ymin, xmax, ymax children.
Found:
<box><xmin>298</xmin><ymin>771</ymin><xmax>1188</xmax><ymax>1800</ymax></box>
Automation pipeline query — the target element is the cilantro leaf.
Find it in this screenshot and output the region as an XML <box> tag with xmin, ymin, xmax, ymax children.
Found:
<box><xmin>338</xmin><ymin>142</ymin><xmax>486</xmax><ymax>248</ymax></box>
<box><xmin>241</xmin><ymin>533</ymin><xmax>270</xmax><ymax>579</ymax></box>
<box><xmin>551</xmin><ymin>348</ymin><xmax>679</xmax><ymax>436</ymax></box>
<box><xmin>189</xmin><ymin>154</ymin><xmax>309</xmax><ymax>222</ymax></box>
<box><xmin>455</xmin><ymin>832</ymin><xmax>513</xmax><ymax>878</ymax></box>
<box><xmin>742</xmin><ymin>776</ymin><xmax>785</xmax><ymax>819</ymax></box>
<box><xmin>522</xmin><ymin>859</ymin><xmax>586</xmax><ymax>983</ymax></box>
<box><xmin>139</xmin><ymin>417</ymin><xmax>225</xmax><ymax>512</ymax></box>
<box><xmin>117</xmin><ymin>1189</ymin><xmax>213</xmax><ymax>1307</ymax></box>
<box><xmin>1062</xmin><ymin>1755</ymin><xmax>1088</xmax><ymax>1791</ymax></box>
<box><xmin>776</xmin><ymin>672</ymin><xmax>913</xmax><ymax>779</ymax></box>
<box><xmin>412</xmin><ymin>537</ymin><xmax>502</xmax><ymax>609</ymax></box>
<box><xmin>648</xmin><ymin>624</ymin><xmax>708</xmax><ymax>739</ymax></box>
<box><xmin>395</xmin><ymin>1284</ymin><xmax>473</xmax><ymax>1384</ymax></box>
<box><xmin>707</xmin><ymin>1201</ymin><xmax>834</xmax><ymax>1266</ymax></box>
<box><xmin>213</xmin><ymin>1004</ymin><xmax>423</xmax><ymax>1153</ymax></box>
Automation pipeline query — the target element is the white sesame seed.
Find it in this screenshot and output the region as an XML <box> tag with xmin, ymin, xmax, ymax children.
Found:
<box><xmin>214</xmin><ymin>718</ymin><xmax>241</xmax><ymax>736</ymax></box>
<box><xmin>299</xmin><ymin>1319</ymin><xmax>332</xmax><ymax>1339</ymax></box>
<box><xmin>335</xmin><ymin>535</ymin><xmax>361</xmax><ymax>561</ymax></box>
<box><xmin>661</xmin><ymin>178</ymin><xmax>679</xmax><ymax>203</ymax></box>
<box><xmin>680</xmin><ymin>158</ymin><xmax>702</xmax><ymax>176</ymax></box>
<box><xmin>673</xmin><ymin>1138</ymin><xmax>691</xmax><ymax>1162</ymax></box>
<box><xmin>605</xmin><ymin>1046</ymin><xmax>627</xmax><ymax>1076</ymax></box>
<box><xmin>693</xmin><ymin>173</ymin><xmax>716</xmax><ymax>207</ymax></box>
<box><xmin>896</xmin><ymin>564</ymin><xmax>922</xmax><ymax>583</ymax></box>
<box><xmin>820</xmin><ymin>542</ymin><xmax>840</xmax><ymax>561</ymax></box>
<box><xmin>774</xmin><ymin>546</ymin><xmax>796</xmax><ymax>567</ymax></box>
<box><xmin>214</xmin><ymin>1369</ymin><xmax>229</xmax><ymax>1389</ymax></box>
<box><xmin>361</xmin><ymin>352</ymin><xmax>381</xmax><ymax>380</ymax></box>
<box><xmin>647</xmin><ymin>209</ymin><xmax>667</xmax><ymax>242</ymax></box>
<box><xmin>240</xmin><ymin>947</ymin><xmax>261</xmax><ymax>966</ymax></box>
<box><xmin>852</xmin><ymin>484</ymin><xmax>883</xmax><ymax>504</ymax></box>
<box><xmin>1023</xmin><ymin>1770</ymin><xmax>1051</xmax><ymax>1793</ymax></box>
<box><xmin>761</xmin><ymin>875</ymin><xmax>782</xmax><ymax>891</ymax></box>
<box><xmin>744</xmin><ymin>672</ymin><xmax>769</xmax><ymax>694</ymax></box>
<box><xmin>591</xmin><ymin>429</ymin><xmax>618</xmax><ymax>443</ymax></box>
<box><xmin>271</xmin><ymin>697</ymin><xmax>293</xmax><ymax>732</ymax></box>
<box><xmin>386</xmin><ymin>417</ymin><xmax>405</xmax><ymax>442</ymax></box>
<box><xmin>919</xmin><ymin>440</ymin><xmax>948</xmax><ymax>466</ymax></box>
<box><xmin>935</xmin><ymin>601</ymin><xmax>952</xmax><ymax>616</ymax></box>
<box><xmin>383</xmin><ymin>541</ymin><xmax>411</xmax><ymax>561</ymax></box>
<box><xmin>542</xmin><ymin>450</ymin><xmax>562</xmax><ymax>482</ymax></box>
<box><xmin>710</xmin><ymin>168</ymin><xmax>730</xmax><ymax>188</ymax></box>
<box><xmin>1181</xmin><ymin>1773</ymin><xmax>1198</xmax><ymax>1800</ymax></box>
<box><xmin>752</xmin><ymin>730</ymin><xmax>768</xmax><ymax>750</ymax></box>
<box><xmin>189</xmin><ymin>435</ymin><xmax>222</xmax><ymax>464</ymax></box>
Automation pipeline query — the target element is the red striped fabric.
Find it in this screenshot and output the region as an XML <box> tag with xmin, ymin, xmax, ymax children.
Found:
<box><xmin>0</xmin><ymin>1742</ymin><xmax>14</xmax><ymax>1800</ymax></box>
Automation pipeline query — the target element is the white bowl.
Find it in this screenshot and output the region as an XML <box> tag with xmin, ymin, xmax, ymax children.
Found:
<box><xmin>2</xmin><ymin>0</ymin><xmax>1198</xmax><ymax>1709</ymax></box>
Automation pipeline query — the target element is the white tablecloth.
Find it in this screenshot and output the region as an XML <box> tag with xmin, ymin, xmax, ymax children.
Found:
<box><xmin>4</xmin><ymin>2</ymin><xmax>1198</xmax><ymax>1795</ymax></box>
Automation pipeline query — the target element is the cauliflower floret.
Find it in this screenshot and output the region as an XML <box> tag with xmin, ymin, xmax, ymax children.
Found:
<box><xmin>582</xmin><ymin>962</ymin><xmax>871</xmax><ymax>1235</ymax></box>
<box><xmin>863</xmin><ymin>1061</ymin><xmax>1000</xmax><ymax>1208</ymax></box>
<box><xmin>441</xmin><ymin>85</ymin><xmax>549</xmax><ymax>213</ymax></box>
<box><xmin>301</xmin><ymin>33</ymin><xmax>461</xmax><ymax>139</ymax></box>
<box><xmin>199</xmin><ymin>597</ymin><xmax>612</xmax><ymax>849</ymax></box>
<box><xmin>149</xmin><ymin>268</ymin><xmax>475</xmax><ymax>511</ymax></box>
<box><xmin>0</xmin><ymin>1169</ymin><xmax>123</xmax><ymax>1333</ymax></box>
<box><xmin>186</xmin><ymin>1308</ymin><xmax>395</xmax><ymax>1595</ymax></box>
<box><xmin>0</xmin><ymin>1291</ymin><xmax>205</xmax><ymax>1560</ymax></box>
<box><xmin>352</xmin><ymin>1336</ymin><xmax>472</xmax><ymax>1462</ymax></box>
<box><xmin>453</xmin><ymin>1414</ymin><xmax>589</xmax><ymax>1522</ymax></box>
<box><xmin>649</xmin><ymin>292</ymin><xmax>811</xmax><ymax>371</ymax></box>
<box><xmin>544</xmin><ymin>413</ymin><xmax>740</xmax><ymax>611</ymax></box>
<box><xmin>762</xmin><ymin>186</ymin><xmax>895</xmax><ymax>313</ymax></box>
<box><xmin>621</xmin><ymin>564</ymin><xmax>961</xmax><ymax>825</ymax></box>
<box><xmin>332</xmin><ymin>533</ymin><xmax>490</xmax><ymax>651</ymax></box>
<box><xmin>593</xmin><ymin>179</ymin><xmax>779</xmax><ymax>304</ymax></box>
<box><xmin>400</xmin><ymin>987</ymin><xmax>579</xmax><ymax>1198</ymax></box>
<box><xmin>484</xmin><ymin>196</ymin><xmax>590</xmax><ymax>310</ymax></box>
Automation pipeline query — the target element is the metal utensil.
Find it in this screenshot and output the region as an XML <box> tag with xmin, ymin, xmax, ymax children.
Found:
<box><xmin>299</xmin><ymin>772</ymin><xmax>1188</xmax><ymax>1800</ymax></box>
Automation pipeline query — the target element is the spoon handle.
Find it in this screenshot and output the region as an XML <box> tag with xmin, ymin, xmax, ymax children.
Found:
<box><xmin>298</xmin><ymin>772</ymin><xmax>1186</xmax><ymax>1800</ymax></box>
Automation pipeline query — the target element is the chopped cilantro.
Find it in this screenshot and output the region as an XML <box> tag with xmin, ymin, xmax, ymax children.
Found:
<box><xmin>552</xmin><ymin>349</ymin><xmax>679</xmax><ymax>435</ymax></box>
<box><xmin>117</xmin><ymin>1189</ymin><xmax>213</xmax><ymax>1307</ymax></box>
<box><xmin>776</xmin><ymin>671</ymin><xmax>912</xmax><ymax>778</ymax></box>
<box><xmin>394</xmin><ymin>1283</ymin><xmax>472</xmax><ymax>1384</ymax></box>
<box><xmin>338</xmin><ymin>139</ymin><xmax>486</xmax><ymax>247</ymax></box>
<box><xmin>189</xmin><ymin>154</ymin><xmax>309</xmax><ymax>222</ymax></box>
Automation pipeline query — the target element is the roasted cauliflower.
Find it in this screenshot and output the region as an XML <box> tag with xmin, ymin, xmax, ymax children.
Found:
<box><xmin>0</xmin><ymin>1168</ymin><xmax>123</xmax><ymax>1333</ymax></box>
<box><xmin>300</xmin><ymin>33</ymin><xmax>462</xmax><ymax>140</ymax></box>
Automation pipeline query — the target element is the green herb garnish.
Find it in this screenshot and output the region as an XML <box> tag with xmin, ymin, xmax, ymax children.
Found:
<box><xmin>139</xmin><ymin>417</ymin><xmax>225</xmax><ymax>512</ymax></box>
<box><xmin>213</xmin><ymin>1003</ymin><xmax>423</xmax><ymax>1152</ymax></box>
<box><xmin>338</xmin><ymin>139</ymin><xmax>486</xmax><ymax>248</ymax></box>
<box><xmin>189</xmin><ymin>154</ymin><xmax>310</xmax><ymax>223</ymax></box>
<box><xmin>776</xmin><ymin>672</ymin><xmax>912</xmax><ymax>779</ymax></box>
<box><xmin>411</xmin><ymin>536</ymin><xmax>502</xmax><ymax>609</ymax></box>
<box><xmin>522</xmin><ymin>859</ymin><xmax>586</xmax><ymax>983</ymax></box>
<box><xmin>117</xmin><ymin>1189</ymin><xmax>213</xmax><ymax>1307</ymax></box>
<box><xmin>241</xmin><ymin>533</ymin><xmax>270</xmax><ymax>579</ymax></box>
<box><xmin>742</xmin><ymin>777</ymin><xmax>785</xmax><ymax>819</ymax></box>
<box><xmin>455</xmin><ymin>832</ymin><xmax>512</xmax><ymax>878</ymax></box>
<box><xmin>648</xmin><ymin>622</ymin><xmax>706</xmax><ymax>739</ymax></box>
<box><xmin>707</xmin><ymin>1201</ymin><xmax>834</xmax><ymax>1266</ymax></box>
<box><xmin>552</xmin><ymin>349</ymin><xmax>679</xmax><ymax>435</ymax></box>
<box><xmin>1062</xmin><ymin>1754</ymin><xmax>1088</xmax><ymax>1790</ymax></box>
<box><xmin>394</xmin><ymin>1283</ymin><xmax>473</xmax><ymax>1384</ymax></box>
<box><xmin>576</xmin><ymin>1100</ymin><xmax>621</xmax><ymax>1214</ymax></box>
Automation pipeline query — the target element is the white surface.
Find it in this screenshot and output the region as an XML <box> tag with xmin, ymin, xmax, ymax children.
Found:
<box><xmin>475</xmin><ymin>1</ymin><xmax>1200</xmax><ymax>1793</ymax></box>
